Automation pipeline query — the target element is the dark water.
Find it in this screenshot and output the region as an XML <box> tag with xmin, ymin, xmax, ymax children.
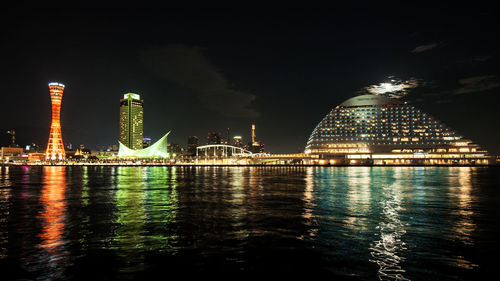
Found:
<box><xmin>0</xmin><ymin>166</ymin><xmax>499</xmax><ymax>280</ymax></box>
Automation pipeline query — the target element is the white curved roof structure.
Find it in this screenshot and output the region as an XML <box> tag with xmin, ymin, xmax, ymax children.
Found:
<box><xmin>118</xmin><ymin>131</ymin><xmax>170</xmax><ymax>158</ymax></box>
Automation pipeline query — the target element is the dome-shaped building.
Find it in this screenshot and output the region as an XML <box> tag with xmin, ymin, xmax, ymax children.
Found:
<box><xmin>305</xmin><ymin>94</ymin><xmax>491</xmax><ymax>165</ymax></box>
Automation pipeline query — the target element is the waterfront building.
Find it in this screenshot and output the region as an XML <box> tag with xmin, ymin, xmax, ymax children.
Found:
<box><xmin>187</xmin><ymin>136</ymin><xmax>199</xmax><ymax>155</ymax></box>
<box><xmin>1</xmin><ymin>147</ymin><xmax>24</xmax><ymax>162</ymax></box>
<box><xmin>27</xmin><ymin>152</ymin><xmax>45</xmax><ymax>162</ymax></box>
<box><xmin>120</xmin><ymin>93</ymin><xmax>143</xmax><ymax>150</ymax></box>
<box><xmin>45</xmin><ymin>82</ymin><xmax>66</xmax><ymax>160</ymax></box>
<box><xmin>305</xmin><ymin>94</ymin><xmax>491</xmax><ymax>165</ymax></box>
<box><xmin>207</xmin><ymin>132</ymin><xmax>222</xmax><ymax>145</ymax></box>
<box><xmin>118</xmin><ymin>132</ymin><xmax>170</xmax><ymax>158</ymax></box>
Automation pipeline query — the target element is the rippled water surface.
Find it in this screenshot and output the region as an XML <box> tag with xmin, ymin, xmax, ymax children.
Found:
<box><xmin>0</xmin><ymin>166</ymin><xmax>499</xmax><ymax>280</ymax></box>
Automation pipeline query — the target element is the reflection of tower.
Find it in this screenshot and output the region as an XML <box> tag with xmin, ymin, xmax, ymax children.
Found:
<box><xmin>45</xmin><ymin>83</ymin><xmax>66</xmax><ymax>160</ymax></box>
<box><xmin>120</xmin><ymin>93</ymin><xmax>144</xmax><ymax>149</ymax></box>
<box><xmin>39</xmin><ymin>166</ymin><xmax>68</xmax><ymax>278</ymax></box>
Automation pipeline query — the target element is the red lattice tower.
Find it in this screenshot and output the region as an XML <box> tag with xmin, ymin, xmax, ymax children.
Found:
<box><xmin>45</xmin><ymin>82</ymin><xmax>66</xmax><ymax>160</ymax></box>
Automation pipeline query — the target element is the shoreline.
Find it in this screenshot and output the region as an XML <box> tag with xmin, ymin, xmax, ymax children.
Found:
<box><xmin>1</xmin><ymin>163</ymin><xmax>498</xmax><ymax>167</ymax></box>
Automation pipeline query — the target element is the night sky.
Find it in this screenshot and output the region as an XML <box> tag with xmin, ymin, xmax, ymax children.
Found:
<box><xmin>1</xmin><ymin>5</ymin><xmax>499</xmax><ymax>154</ymax></box>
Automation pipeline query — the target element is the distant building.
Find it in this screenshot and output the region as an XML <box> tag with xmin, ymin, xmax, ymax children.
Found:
<box><xmin>120</xmin><ymin>93</ymin><xmax>144</xmax><ymax>150</ymax></box>
<box><xmin>25</xmin><ymin>143</ymin><xmax>43</xmax><ymax>153</ymax></box>
<box><xmin>225</xmin><ymin>128</ymin><xmax>230</xmax><ymax>144</ymax></box>
<box><xmin>207</xmin><ymin>132</ymin><xmax>222</xmax><ymax>145</ymax></box>
<box><xmin>143</xmin><ymin>137</ymin><xmax>151</xmax><ymax>148</ymax></box>
<box><xmin>233</xmin><ymin>136</ymin><xmax>243</xmax><ymax>147</ymax></box>
<box><xmin>248</xmin><ymin>124</ymin><xmax>265</xmax><ymax>153</ymax></box>
<box><xmin>6</xmin><ymin>130</ymin><xmax>17</xmax><ymax>147</ymax></box>
<box><xmin>107</xmin><ymin>144</ymin><xmax>119</xmax><ymax>152</ymax></box>
<box><xmin>74</xmin><ymin>148</ymin><xmax>91</xmax><ymax>157</ymax></box>
<box><xmin>167</xmin><ymin>143</ymin><xmax>182</xmax><ymax>155</ymax></box>
<box><xmin>187</xmin><ymin>136</ymin><xmax>199</xmax><ymax>155</ymax></box>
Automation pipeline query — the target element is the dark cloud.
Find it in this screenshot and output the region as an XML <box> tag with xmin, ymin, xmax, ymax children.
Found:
<box><xmin>140</xmin><ymin>45</ymin><xmax>259</xmax><ymax>118</ymax></box>
<box><xmin>454</xmin><ymin>75</ymin><xmax>500</xmax><ymax>95</ymax></box>
<box><xmin>411</xmin><ymin>42</ymin><xmax>439</xmax><ymax>53</ymax></box>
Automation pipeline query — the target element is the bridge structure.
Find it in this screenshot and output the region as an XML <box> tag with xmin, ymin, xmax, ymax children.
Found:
<box><xmin>195</xmin><ymin>145</ymin><xmax>320</xmax><ymax>165</ymax></box>
<box><xmin>196</xmin><ymin>144</ymin><xmax>253</xmax><ymax>158</ymax></box>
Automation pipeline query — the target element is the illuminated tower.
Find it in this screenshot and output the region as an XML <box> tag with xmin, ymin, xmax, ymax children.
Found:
<box><xmin>120</xmin><ymin>93</ymin><xmax>144</xmax><ymax>149</ymax></box>
<box><xmin>249</xmin><ymin>124</ymin><xmax>264</xmax><ymax>153</ymax></box>
<box><xmin>45</xmin><ymin>82</ymin><xmax>66</xmax><ymax>160</ymax></box>
<box><xmin>251</xmin><ymin>124</ymin><xmax>257</xmax><ymax>145</ymax></box>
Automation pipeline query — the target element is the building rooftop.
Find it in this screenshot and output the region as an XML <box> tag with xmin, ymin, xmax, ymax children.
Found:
<box><xmin>339</xmin><ymin>94</ymin><xmax>403</xmax><ymax>107</ymax></box>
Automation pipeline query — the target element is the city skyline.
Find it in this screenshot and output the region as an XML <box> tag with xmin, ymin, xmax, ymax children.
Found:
<box><xmin>1</xmin><ymin>6</ymin><xmax>499</xmax><ymax>154</ymax></box>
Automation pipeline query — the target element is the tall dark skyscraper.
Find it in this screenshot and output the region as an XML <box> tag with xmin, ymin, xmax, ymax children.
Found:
<box><xmin>207</xmin><ymin>132</ymin><xmax>222</xmax><ymax>145</ymax></box>
<box><xmin>187</xmin><ymin>136</ymin><xmax>199</xmax><ymax>155</ymax></box>
<box><xmin>119</xmin><ymin>93</ymin><xmax>143</xmax><ymax>150</ymax></box>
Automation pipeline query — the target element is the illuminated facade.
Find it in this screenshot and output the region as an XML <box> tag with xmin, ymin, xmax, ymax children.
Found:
<box><xmin>305</xmin><ymin>94</ymin><xmax>491</xmax><ymax>165</ymax></box>
<box><xmin>45</xmin><ymin>82</ymin><xmax>66</xmax><ymax>160</ymax></box>
<box><xmin>118</xmin><ymin>132</ymin><xmax>170</xmax><ymax>158</ymax></box>
<box><xmin>120</xmin><ymin>93</ymin><xmax>143</xmax><ymax>150</ymax></box>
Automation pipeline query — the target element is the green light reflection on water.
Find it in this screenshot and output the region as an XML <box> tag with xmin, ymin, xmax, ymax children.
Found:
<box><xmin>111</xmin><ymin>166</ymin><xmax>179</xmax><ymax>274</ymax></box>
<box><xmin>82</xmin><ymin>166</ymin><xmax>89</xmax><ymax>207</ymax></box>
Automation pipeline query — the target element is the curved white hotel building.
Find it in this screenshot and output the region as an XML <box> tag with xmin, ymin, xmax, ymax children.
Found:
<box><xmin>305</xmin><ymin>94</ymin><xmax>491</xmax><ymax>165</ymax></box>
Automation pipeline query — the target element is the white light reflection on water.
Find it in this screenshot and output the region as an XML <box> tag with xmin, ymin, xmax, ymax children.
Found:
<box><xmin>369</xmin><ymin>168</ymin><xmax>409</xmax><ymax>281</ymax></box>
<box><xmin>452</xmin><ymin>167</ymin><xmax>475</xmax><ymax>246</ymax></box>
<box><xmin>448</xmin><ymin>167</ymin><xmax>478</xmax><ymax>270</ymax></box>
<box><xmin>300</xmin><ymin>167</ymin><xmax>318</xmax><ymax>240</ymax></box>
<box><xmin>230</xmin><ymin>167</ymin><xmax>248</xmax><ymax>239</ymax></box>
<box><xmin>345</xmin><ymin>167</ymin><xmax>372</xmax><ymax>232</ymax></box>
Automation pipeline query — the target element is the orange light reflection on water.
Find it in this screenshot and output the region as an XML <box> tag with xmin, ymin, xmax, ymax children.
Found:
<box><xmin>38</xmin><ymin>166</ymin><xmax>69</xmax><ymax>280</ymax></box>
